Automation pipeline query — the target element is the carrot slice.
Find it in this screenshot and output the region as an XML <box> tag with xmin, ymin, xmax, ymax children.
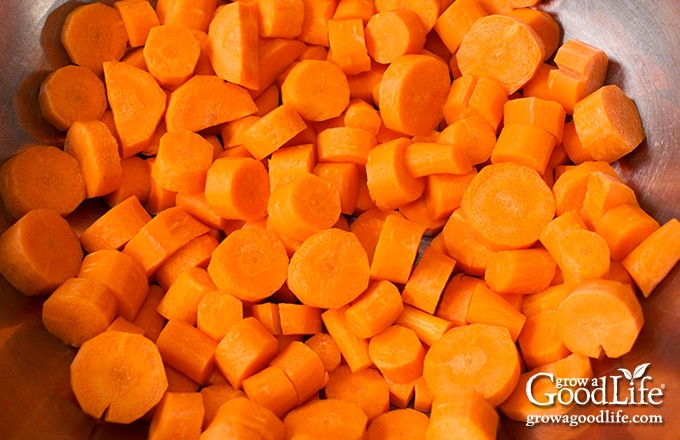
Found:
<box><xmin>151</xmin><ymin>130</ymin><xmax>214</xmax><ymax>193</ymax></box>
<box><xmin>518</xmin><ymin>309</ymin><xmax>571</xmax><ymax>370</ymax></box>
<box><xmin>143</xmin><ymin>24</ymin><xmax>201</xmax><ymax>89</ymax></box>
<box><xmin>402</xmin><ymin>246</ymin><xmax>456</xmax><ymax>314</ymax></box>
<box><xmin>113</xmin><ymin>0</ymin><xmax>160</xmax><ymax>48</ymax></box>
<box><xmin>345</xmin><ymin>279</ymin><xmax>404</xmax><ymax>339</ymax></box>
<box><xmin>370</xmin><ymin>215</ymin><xmax>427</xmax><ymax>284</ymax></box>
<box><xmin>328</xmin><ymin>18</ymin><xmax>372</xmax><ymax>75</ymax></box>
<box><xmin>461</xmin><ymin>162</ymin><xmax>555</xmax><ymax>251</ymax></box>
<box><xmin>70</xmin><ymin>330</ymin><xmax>167</xmax><ymax>424</ymax></box>
<box><xmin>204</xmin><ymin>157</ymin><xmax>270</xmax><ymax>221</ymax></box>
<box><xmin>156</xmin><ymin>318</ymin><xmax>218</xmax><ymax>385</ymax></box>
<box><xmin>484</xmin><ymin>248</ymin><xmax>556</xmax><ymax>295</ymax></box>
<box><xmin>241</xmin><ymin>365</ymin><xmax>298</xmax><ymax>418</ymax></box>
<box><xmin>239</xmin><ymin>104</ymin><xmax>307</xmax><ymax>161</ymax></box>
<box><xmin>155</xmin><ymin>0</ymin><xmax>218</xmax><ymax>32</ymax></box>
<box><xmin>368</xmin><ymin>325</ymin><xmax>425</xmax><ymax>385</ymax></box>
<box><xmin>374</xmin><ymin>0</ymin><xmax>441</xmax><ymax>31</ymax></box>
<box><xmin>366</xmin><ymin>408</ymin><xmax>429</xmax><ymax>440</ymax></box>
<box><xmin>465</xmin><ymin>282</ymin><xmax>527</xmax><ymax>342</ymax></box>
<box><xmin>395</xmin><ymin>304</ymin><xmax>453</xmax><ymax>347</ymax></box>
<box><xmin>201</xmin><ymin>396</ymin><xmax>285</xmax><ymax>440</ymax></box>
<box><xmin>148</xmin><ymin>392</ymin><xmax>205</xmax><ymax>440</ymax></box>
<box><xmin>423</xmin><ymin>322</ymin><xmax>521</xmax><ymax>406</ymax></box>
<box><xmin>270</xmin><ymin>340</ymin><xmax>327</xmax><ymax>405</ymax></box>
<box><xmin>365</xmin><ymin>10</ymin><xmax>427</xmax><ymax>65</ymax></box>
<box><xmin>283</xmin><ymin>398</ymin><xmax>368</xmax><ymax>440</ymax></box>
<box><xmin>427</xmin><ymin>388</ymin><xmax>499</xmax><ymax>439</ymax></box>
<box><xmin>325</xmin><ymin>364</ymin><xmax>390</xmax><ymax>422</ymax></box>
<box><xmin>156</xmin><ymin>266</ymin><xmax>216</xmax><ymax>325</ymax></box>
<box><xmin>304</xmin><ymin>332</ymin><xmax>342</xmax><ymax>373</ymax></box>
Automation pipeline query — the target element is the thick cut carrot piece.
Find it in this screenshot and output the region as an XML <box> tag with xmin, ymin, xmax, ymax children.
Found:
<box><xmin>207</xmin><ymin>227</ymin><xmax>289</xmax><ymax>303</ymax></box>
<box><xmin>267</xmin><ymin>144</ymin><xmax>316</xmax><ymax>191</ymax></box>
<box><xmin>521</xmin><ymin>283</ymin><xmax>571</xmax><ymax>317</ymax></box>
<box><xmin>440</xmin><ymin>209</ymin><xmax>496</xmax><ymax>276</ymax></box>
<box><xmin>64</xmin><ymin>120</ymin><xmax>122</xmax><ymax>199</ymax></box>
<box><xmin>561</xmin><ymin>120</ymin><xmax>593</xmax><ymax>165</ymax></box>
<box><xmin>325</xmin><ymin>364</ymin><xmax>390</xmax><ymax>422</ymax></box>
<box><xmin>0</xmin><ymin>146</ymin><xmax>86</xmax><ymax>219</ymax></box>
<box><xmin>343</xmin><ymin>99</ymin><xmax>382</xmax><ymax>136</ymax></box>
<box><xmin>297</xmin><ymin>0</ymin><xmax>338</xmax><ymax>46</ymax></box>
<box><xmin>148</xmin><ymin>392</ymin><xmax>204</xmax><ymax>440</ymax></box>
<box><xmin>442</xmin><ymin>75</ymin><xmax>507</xmax><ymax>133</ymax></box>
<box><xmin>456</xmin><ymin>14</ymin><xmax>545</xmax><ymax>94</ymax></box>
<box><xmin>374</xmin><ymin>0</ymin><xmax>441</xmax><ymax>31</ymax></box>
<box><xmin>155</xmin><ymin>0</ymin><xmax>217</xmax><ymax>32</ymax></box>
<box><xmin>283</xmin><ymin>398</ymin><xmax>368</xmax><ymax>440</ymax></box>
<box><xmin>484</xmin><ymin>248</ymin><xmax>556</xmax><ymax>295</ymax></box>
<box><xmin>383</xmin><ymin>376</ymin><xmax>415</xmax><ymax>409</ymax></box>
<box><xmin>313</xmin><ymin>162</ymin><xmax>361</xmax><ymax>215</ymax></box>
<box><xmin>165</xmin><ymin>75</ymin><xmax>257</xmax><ymax>133</ymax></box>
<box><xmin>196</xmin><ymin>290</ymin><xmax>243</xmax><ymax>342</ymax></box>
<box><xmin>369</xmin><ymin>325</ymin><xmax>425</xmax><ymax>384</ymax></box>
<box><xmin>39</xmin><ymin>65</ymin><xmax>108</xmax><ymax>132</ymax></box>
<box><xmin>175</xmin><ymin>192</ymin><xmax>233</xmax><ymax>232</ymax></box>
<box><xmin>288</xmin><ymin>228</ymin><xmax>370</xmax><ymax>308</ymax></box>
<box><xmin>255</xmin><ymin>0</ymin><xmax>304</xmax><ymax>38</ymax></box>
<box><xmin>460</xmin><ymin>162</ymin><xmax>555</xmax><ymax>251</ymax></box>
<box><xmin>322</xmin><ymin>306</ymin><xmax>373</xmax><ymax>372</ymax></box>
<box><xmin>238</xmin><ymin>104</ymin><xmax>307</xmax><ymax>161</ymax></box>
<box><xmin>156</xmin><ymin>318</ymin><xmax>218</xmax><ymax>385</ymax></box>
<box><xmin>378</xmin><ymin>54</ymin><xmax>451</xmax><ymax>136</ymax></box>
<box><xmin>437</xmin><ymin>115</ymin><xmax>497</xmax><ymax>167</ymax></box>
<box><xmin>105</xmin><ymin>155</ymin><xmax>151</xmax><ymax>207</ymax></box>
<box><xmin>201</xmin><ymin>396</ymin><xmax>285</xmax><ymax>440</ymax></box>
<box><xmin>78</xmin><ymin>249</ymin><xmax>149</xmax><ymax>321</ymax></box>
<box><xmin>207</xmin><ymin>1</ymin><xmax>259</xmax><ymax>89</ymax></box>
<box><xmin>130</xmin><ymin>284</ymin><xmax>165</xmax><ymax>342</ymax></box>
<box><xmin>370</xmin><ymin>215</ymin><xmax>427</xmax><ymax>284</ymax></box>
<box><xmin>122</xmin><ymin>206</ymin><xmax>210</xmax><ymax>277</ymax></box>
<box><xmin>270</xmin><ymin>340</ymin><xmax>326</xmax><ymax>405</ymax></box>
<box><xmin>155</xmin><ymin>234</ymin><xmax>218</xmax><ymax>290</ymax></box>
<box><xmin>241</xmin><ymin>365</ymin><xmax>298</xmax><ymax>418</ymax></box>
<box><xmin>328</xmin><ymin>18</ymin><xmax>372</xmax><ymax>76</ymax></box>
<box><xmin>305</xmin><ymin>333</ymin><xmax>342</xmax><ymax>373</ymax></box>
<box><xmin>200</xmin><ymin>383</ymin><xmax>244</xmax><ymax>428</ymax></box>
<box><xmin>395</xmin><ymin>304</ymin><xmax>453</xmax><ymax>347</ymax></box>
<box><xmin>551</xmin><ymin>161</ymin><xmax>620</xmax><ymax>215</ymax></box>
<box><xmin>413</xmin><ymin>376</ymin><xmax>435</xmax><ymax>413</ymax></box>
<box><xmin>518</xmin><ymin>309</ymin><xmax>570</xmax><ymax>370</ymax></box>
<box><xmin>434</xmin><ymin>0</ymin><xmax>487</xmax><ymax>54</ymax></box>
<box><xmin>367</xmin><ymin>409</ymin><xmax>428</xmax><ymax>439</ymax></box>
<box><xmin>214</xmin><ymin>317</ymin><xmax>279</xmax><ymax>389</ymax></box>
<box><xmin>573</xmin><ymin>85</ymin><xmax>646</xmax><ymax>163</ymax></box>
<box><xmin>350</xmin><ymin>209</ymin><xmax>402</xmax><ymax>262</ymax></box>
<box><xmin>143</xmin><ymin>24</ymin><xmax>200</xmax><ymax>89</ymax></box>
<box><xmin>554</xmin><ymin>39</ymin><xmax>608</xmax><ymax>95</ymax></box>
<box><xmin>0</xmin><ymin>209</ymin><xmax>82</xmax><ymax>296</ymax></box>
<box><xmin>281</xmin><ymin>59</ymin><xmax>351</xmax><ymax>121</ymax></box>
<box><xmin>80</xmin><ymin>195</ymin><xmax>151</xmax><ymax>254</ymax></box>
<box><xmin>114</xmin><ymin>0</ymin><xmax>160</xmax><ymax>48</ymax></box>
<box><xmin>404</xmin><ymin>142</ymin><xmax>473</xmax><ymax>178</ymax></box>
<box><xmin>317</xmin><ymin>126</ymin><xmax>378</xmax><ymax>165</ymax></box>
<box><xmin>70</xmin><ymin>330</ymin><xmax>167</xmax><ymax>423</ymax></box>
<box><xmin>436</xmin><ymin>273</ymin><xmax>483</xmax><ymax>326</ymax></box>
<box><xmin>427</xmin><ymin>388</ymin><xmax>499</xmax><ymax>440</ymax></box>
<box><xmin>42</xmin><ymin>277</ymin><xmax>118</xmax><ymax>347</ymax></box>
<box><xmin>622</xmin><ymin>218</ymin><xmax>680</xmax><ymax>297</ymax></box>
<box><xmin>151</xmin><ymin>130</ymin><xmax>214</xmax><ymax>194</ymax></box>
<box><xmin>345</xmin><ymin>279</ymin><xmax>404</xmax><ymax>339</ymax></box>
<box><xmin>557</xmin><ymin>279</ymin><xmax>644</xmax><ymax>358</ymax></box>
<box><xmin>204</xmin><ymin>157</ymin><xmax>270</xmax><ymax>221</ymax></box>
<box><xmin>596</xmin><ymin>203</ymin><xmax>660</xmax><ymax>262</ymax></box>
<box><xmin>278</xmin><ymin>303</ymin><xmax>323</xmax><ymax>335</ymax></box>
<box><xmin>503</xmin><ymin>96</ymin><xmax>566</xmax><ymax>143</ymax></box>
<box><xmin>61</xmin><ymin>2</ymin><xmax>128</xmax><ymax>75</ymax></box>
<box><xmin>103</xmin><ymin>61</ymin><xmax>166</xmax><ymax>158</ymax></box>
<box><xmin>402</xmin><ymin>247</ymin><xmax>456</xmax><ymax>314</ymax></box>
<box><xmin>466</xmin><ymin>283</ymin><xmax>527</xmax><ymax>341</ymax></box>
<box><xmin>423</xmin><ymin>323</ymin><xmax>520</xmax><ymax>406</ymax></box>
<box><xmin>399</xmin><ymin>196</ymin><xmax>448</xmax><ymax>235</ymax></box>
<box><xmin>580</xmin><ymin>171</ymin><xmax>639</xmax><ymax>229</ymax></box>
<box><xmin>365</xmin><ymin>10</ymin><xmax>426</xmax><ymax>65</ymax></box>
<box><xmin>510</xmin><ymin>8</ymin><xmax>560</xmax><ymax>61</ymax></box>
<box><xmin>425</xmin><ymin>171</ymin><xmax>477</xmax><ymax>221</ymax></box>
<box><xmin>156</xmin><ymin>267</ymin><xmax>215</xmax><ymax>325</ymax></box>
<box><xmin>365</xmin><ymin>138</ymin><xmax>426</xmax><ymax>210</ymax></box>
<box><xmin>267</xmin><ymin>174</ymin><xmax>341</xmax><ymax>242</ymax></box>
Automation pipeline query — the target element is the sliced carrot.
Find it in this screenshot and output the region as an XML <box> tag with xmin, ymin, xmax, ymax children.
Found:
<box><xmin>580</xmin><ymin>171</ymin><xmax>639</xmax><ymax>229</ymax></box>
<box><xmin>465</xmin><ymin>282</ymin><xmax>527</xmax><ymax>341</ymax></box>
<box><xmin>195</xmin><ymin>290</ymin><xmax>244</xmax><ymax>342</ymax></box>
<box><xmin>156</xmin><ymin>266</ymin><xmax>215</xmax><ymax>325</ymax></box>
<box><xmin>325</xmin><ymin>364</ymin><xmax>390</xmax><ymax>422</ymax></box>
<box><xmin>518</xmin><ymin>308</ymin><xmax>571</xmax><ymax>370</ymax></box>
<box><xmin>175</xmin><ymin>191</ymin><xmax>233</xmax><ymax>232</ymax></box>
<box><xmin>80</xmin><ymin>195</ymin><xmax>150</xmax><ymax>254</ymax></box>
<box><xmin>104</xmin><ymin>156</ymin><xmax>152</xmax><ymax>208</ymax></box>
<box><xmin>404</xmin><ymin>142</ymin><xmax>473</xmax><ymax>178</ymax></box>
<box><xmin>366</xmin><ymin>408</ymin><xmax>429</xmax><ymax>440</ymax></box>
<box><xmin>427</xmin><ymin>388</ymin><xmax>499</xmax><ymax>440</ymax></box>
<box><xmin>344</xmin><ymin>279</ymin><xmax>404</xmax><ymax>339</ymax></box>
<box><xmin>343</xmin><ymin>98</ymin><xmax>382</xmax><ymax>136</ymax></box>
<box><xmin>561</xmin><ymin>120</ymin><xmax>593</xmax><ymax>165</ymax></box>
<box><xmin>436</xmin><ymin>272</ymin><xmax>483</xmax><ymax>326</ymax></box>
<box><xmin>61</xmin><ymin>2</ymin><xmax>128</xmax><ymax>75</ymax></box>
<box><xmin>460</xmin><ymin>162</ymin><xmax>555</xmax><ymax>251</ymax></box>
<box><xmin>148</xmin><ymin>392</ymin><xmax>205</xmax><ymax>440</ymax></box>
<box><xmin>456</xmin><ymin>14</ymin><xmax>545</xmax><ymax>94</ymax></box>
<box><xmin>131</xmin><ymin>284</ymin><xmax>165</xmax><ymax>343</ymax></box>
<box><xmin>434</xmin><ymin>0</ymin><xmax>487</xmax><ymax>54</ymax></box>
<box><xmin>322</xmin><ymin>306</ymin><xmax>373</xmax><ymax>372</ymax></box>
<box><xmin>328</xmin><ymin>18</ymin><xmax>372</xmax><ymax>75</ymax></box>
<box><xmin>241</xmin><ymin>364</ymin><xmax>298</xmax><ymax>418</ymax></box>
<box><xmin>201</xmin><ymin>396</ymin><xmax>285</xmax><ymax>440</ymax></box>
<box><xmin>368</xmin><ymin>325</ymin><xmax>425</xmax><ymax>385</ymax></box>
<box><xmin>399</xmin><ymin>195</ymin><xmax>448</xmax><ymax>235</ymax></box>
<box><xmin>521</xmin><ymin>283</ymin><xmax>572</xmax><ymax>317</ymax></box>
<box><xmin>270</xmin><ymin>340</ymin><xmax>326</xmax><ymax>405</ymax></box>
<box><xmin>297</xmin><ymin>0</ymin><xmax>338</xmax><ymax>46</ymax></box>
<box><xmin>238</xmin><ymin>104</ymin><xmax>307</xmax><ymax>161</ymax></box>
<box><xmin>394</xmin><ymin>304</ymin><xmax>453</xmax><ymax>347</ymax></box>
<box><xmin>204</xmin><ymin>157</ymin><xmax>270</xmax><ymax>221</ymax></box>
<box><xmin>556</xmin><ymin>279</ymin><xmax>644</xmax><ymax>358</ymax></box>
<box><xmin>374</xmin><ymin>0</ymin><xmax>441</xmax><ymax>31</ymax></box>
<box><xmin>413</xmin><ymin>375</ymin><xmax>435</xmax><ymax>413</ymax></box>
<box><xmin>313</xmin><ymin>162</ymin><xmax>361</xmax><ymax>215</ymax></box>
<box><xmin>402</xmin><ymin>246</ymin><xmax>456</xmax><ymax>314</ymax></box>
<box><xmin>154</xmin><ymin>234</ymin><xmax>218</xmax><ymax>290</ymax></box>
<box><xmin>143</xmin><ymin>24</ymin><xmax>200</xmax><ymax>89</ymax></box>
<box><xmin>156</xmin><ymin>318</ymin><xmax>218</xmax><ymax>386</ymax></box>
<box><xmin>509</xmin><ymin>7</ymin><xmax>561</xmax><ymax>61</ymax></box>
<box><xmin>106</xmin><ymin>316</ymin><xmax>145</xmax><ymax>335</ymax></box>
<box><xmin>440</xmin><ymin>208</ymin><xmax>495</xmax><ymax>276</ymax></box>
<box><xmin>484</xmin><ymin>248</ymin><xmax>556</xmax><ymax>295</ymax></box>
<box><xmin>365</xmin><ymin>10</ymin><xmax>426</xmax><ymax>65</ymax></box>
<box><xmin>38</xmin><ymin>65</ymin><xmax>108</xmax><ymax>132</ymax></box>
<box><xmin>103</xmin><ymin>61</ymin><xmax>166</xmax><ymax>158</ymax></box>
<box><xmin>423</xmin><ymin>322</ymin><xmax>521</xmax><ymax>406</ymax></box>
<box><xmin>0</xmin><ymin>145</ymin><xmax>86</xmax><ymax>219</ymax></box>
<box><xmin>155</xmin><ymin>0</ymin><xmax>217</xmax><ymax>32</ymax></box>
<box><xmin>442</xmin><ymin>75</ymin><xmax>507</xmax><ymax>133</ymax></box>
<box><xmin>41</xmin><ymin>277</ymin><xmax>118</xmax><ymax>347</ymax></box>
<box><xmin>503</xmin><ymin>96</ymin><xmax>566</xmax><ymax>143</ymax></box>
<box><xmin>370</xmin><ymin>214</ymin><xmax>427</xmax><ymax>284</ymax></box>
<box><xmin>283</xmin><ymin>398</ymin><xmax>368</xmax><ymax>440</ymax></box>
<box><xmin>267</xmin><ymin>143</ymin><xmax>316</xmax><ymax>192</ymax></box>
<box><xmin>256</xmin><ymin>0</ymin><xmax>304</xmax><ymax>38</ymax></box>
<box><xmin>317</xmin><ymin>126</ymin><xmax>378</xmax><ymax>165</ymax></box>
<box><xmin>199</xmin><ymin>383</ymin><xmax>244</xmax><ymax>429</ymax></box>
<box><xmin>378</xmin><ymin>54</ymin><xmax>451</xmax><ymax>136</ymax></box>
<box><xmin>152</xmin><ymin>130</ymin><xmax>215</xmax><ymax>194</ymax></box>
<box><xmin>551</xmin><ymin>160</ymin><xmax>620</xmax><ymax>216</ymax></box>
<box><xmin>70</xmin><ymin>330</ymin><xmax>167</xmax><ymax>424</ymax></box>
<box><xmin>383</xmin><ymin>376</ymin><xmax>415</xmax><ymax>409</ymax></box>
<box><xmin>113</xmin><ymin>0</ymin><xmax>160</xmax><ymax>48</ymax></box>
<box><xmin>554</xmin><ymin>39</ymin><xmax>609</xmax><ymax>96</ymax></box>
<box><xmin>304</xmin><ymin>332</ymin><xmax>342</xmax><ymax>373</ymax></box>
<box><xmin>424</xmin><ymin>171</ymin><xmax>476</xmax><ymax>222</ymax></box>
<box><xmin>278</xmin><ymin>303</ymin><xmax>323</xmax><ymax>335</ymax></box>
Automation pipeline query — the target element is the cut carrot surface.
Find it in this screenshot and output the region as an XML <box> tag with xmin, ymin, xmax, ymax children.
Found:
<box><xmin>3</xmin><ymin>2</ymin><xmax>680</xmax><ymax>438</ymax></box>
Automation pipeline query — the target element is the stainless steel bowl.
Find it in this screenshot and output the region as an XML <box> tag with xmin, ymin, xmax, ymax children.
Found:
<box><xmin>1</xmin><ymin>1</ymin><xmax>679</xmax><ymax>439</ymax></box>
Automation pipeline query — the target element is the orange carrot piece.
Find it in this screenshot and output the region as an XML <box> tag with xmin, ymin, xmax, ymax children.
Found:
<box><xmin>239</xmin><ymin>104</ymin><xmax>307</xmax><ymax>160</ymax></box>
<box><xmin>484</xmin><ymin>248</ymin><xmax>556</xmax><ymax>295</ymax></box>
<box><xmin>61</xmin><ymin>2</ymin><xmax>128</xmax><ymax>75</ymax></box>
<box><xmin>156</xmin><ymin>318</ymin><xmax>218</xmax><ymax>385</ymax></box>
<box><xmin>317</xmin><ymin>126</ymin><xmax>378</xmax><ymax>165</ymax></box>
<box><xmin>345</xmin><ymin>279</ymin><xmax>404</xmax><ymax>339</ymax></box>
<box><xmin>394</xmin><ymin>304</ymin><xmax>453</xmax><ymax>347</ymax></box>
<box><xmin>342</xmin><ymin>99</ymin><xmax>382</xmax><ymax>136</ymax></box>
<box><xmin>148</xmin><ymin>392</ymin><xmax>204</xmax><ymax>440</ymax></box>
<box><xmin>270</xmin><ymin>340</ymin><xmax>327</xmax><ymax>405</ymax></box>
<box><xmin>322</xmin><ymin>306</ymin><xmax>373</xmax><ymax>372</ymax></box>
<box><xmin>250</xmin><ymin>302</ymin><xmax>283</xmax><ymax>336</ymax></box>
<box><xmin>404</xmin><ymin>142</ymin><xmax>473</xmax><ymax>178</ymax></box>
<box><xmin>374</xmin><ymin>0</ymin><xmax>441</xmax><ymax>31</ymax></box>
<box><xmin>554</xmin><ymin>39</ymin><xmax>609</xmax><ymax>95</ymax></box>
<box><xmin>114</xmin><ymin>0</ymin><xmax>160</xmax><ymax>48</ymax></box>
<box><xmin>104</xmin><ymin>156</ymin><xmax>151</xmax><ymax>208</ymax></box>
<box><xmin>313</xmin><ymin>162</ymin><xmax>361</xmax><ymax>215</ymax></box>
<box><xmin>572</xmin><ymin>84</ymin><xmax>646</xmax><ymax>163</ymax></box>
<box><xmin>283</xmin><ymin>398</ymin><xmax>368</xmax><ymax>440</ymax></box>
<box><xmin>156</xmin><ymin>267</ymin><xmax>215</xmax><ymax>325</ymax></box>
<box><xmin>509</xmin><ymin>7</ymin><xmax>561</xmax><ymax>61</ymax></box>
<box><xmin>204</xmin><ymin>157</ymin><xmax>270</xmax><ymax>221</ymax></box>
<box><xmin>622</xmin><ymin>218</ymin><xmax>680</xmax><ymax>297</ymax></box>
<box><xmin>551</xmin><ymin>161</ymin><xmax>620</xmax><ymax>215</ymax></box>
<box><xmin>427</xmin><ymin>388</ymin><xmax>499</xmax><ymax>440</ymax></box>
<box><xmin>0</xmin><ymin>145</ymin><xmax>86</xmax><ymax>220</ymax></box>
<box><xmin>518</xmin><ymin>309</ymin><xmax>571</xmax><ymax>370</ymax></box>
<box><xmin>325</xmin><ymin>364</ymin><xmax>390</xmax><ymax>422</ymax></box>
<box><xmin>456</xmin><ymin>14</ymin><xmax>545</xmax><ymax>94</ymax></box>
<box><xmin>143</xmin><ymin>24</ymin><xmax>200</xmax><ymax>89</ymax></box>
<box><xmin>64</xmin><ymin>120</ymin><xmax>122</xmax><ymax>199</ymax></box>
<box><xmin>278</xmin><ymin>303</ymin><xmax>323</xmax><ymax>335</ymax></box>
<box><xmin>103</xmin><ymin>61</ymin><xmax>166</xmax><ymax>158</ymax></box>
<box><xmin>561</xmin><ymin>120</ymin><xmax>593</xmax><ymax>165</ymax></box>
<box><xmin>423</xmin><ymin>322</ymin><xmax>521</xmax><ymax>406</ymax></box>
<box><xmin>241</xmin><ymin>365</ymin><xmax>298</xmax><ymax>418</ymax></box>
<box><xmin>155</xmin><ymin>0</ymin><xmax>217</xmax><ymax>32</ymax></box>
<box><xmin>424</xmin><ymin>170</ymin><xmax>477</xmax><ymax>221</ymax></box>
<box><xmin>281</xmin><ymin>59</ymin><xmax>351</xmax><ymax>121</ymax></box>
<box><xmin>399</xmin><ymin>195</ymin><xmax>448</xmax><ymax>235</ymax></box>
<box><xmin>154</xmin><ymin>234</ymin><xmax>218</xmax><ymax>290</ymax></box>
<box><xmin>440</xmin><ymin>208</ymin><xmax>495</xmax><ymax>276</ymax></box>
<box><xmin>201</xmin><ymin>396</ymin><xmax>285</xmax><ymax>440</ymax></box>
<box><xmin>80</xmin><ymin>195</ymin><xmax>151</xmax><ymax>254</ymax></box>
<box><xmin>491</xmin><ymin>122</ymin><xmax>556</xmax><ymax>176</ymax></box>
<box><xmin>288</xmin><ymin>228</ymin><xmax>370</xmax><ymax>309</ymax></box>
<box><xmin>297</xmin><ymin>0</ymin><xmax>338</xmax><ymax>46</ymax></box>
<box><xmin>365</xmin><ymin>10</ymin><xmax>427</xmax><ymax>64</ymax></box>
<box><xmin>78</xmin><ymin>249</ymin><xmax>149</xmax><ymax>321</ymax></box>
<box><xmin>350</xmin><ymin>209</ymin><xmax>402</xmax><ymax>263</ymax></box>
<box><xmin>123</xmin><ymin>206</ymin><xmax>210</xmax><ymax>278</ymax></box>
<box><xmin>370</xmin><ymin>214</ymin><xmax>427</xmax><ymax>284</ymax></box>
<box><xmin>200</xmin><ymin>383</ymin><xmax>244</xmax><ymax>429</ymax></box>
<box><xmin>38</xmin><ymin>65</ymin><xmax>108</xmax><ymax>132</ymax></box>
<box><xmin>402</xmin><ymin>246</ymin><xmax>456</xmax><ymax>314</ymax></box>
<box><xmin>442</xmin><ymin>75</ymin><xmax>507</xmax><ymax>133</ymax></box>
<box><xmin>437</xmin><ymin>114</ymin><xmax>497</xmax><ymax>167</ymax></box>
<box><xmin>461</xmin><ymin>162</ymin><xmax>555</xmax><ymax>251</ymax></box>
<box><xmin>580</xmin><ymin>171</ymin><xmax>639</xmax><ymax>229</ymax></box>
<box><xmin>152</xmin><ymin>130</ymin><xmax>214</xmax><ymax>194</ymax></box>
<box><xmin>434</xmin><ymin>0</ymin><xmax>487</xmax><ymax>54</ymax></box>
<box><xmin>557</xmin><ymin>279</ymin><xmax>644</xmax><ymax>358</ymax></box>
<box><xmin>503</xmin><ymin>96</ymin><xmax>566</xmax><ymax>143</ymax></box>
<box><xmin>131</xmin><ymin>284</ymin><xmax>165</xmax><ymax>343</ymax></box>
<box><xmin>378</xmin><ymin>54</ymin><xmax>451</xmax><ymax>136</ymax></box>
<box><xmin>41</xmin><ymin>277</ymin><xmax>118</xmax><ymax>347</ymax></box>
<box><xmin>521</xmin><ymin>283</ymin><xmax>571</xmax><ymax>318</ymax></box>
<box><xmin>304</xmin><ymin>333</ymin><xmax>342</xmax><ymax>373</ymax></box>
<box><xmin>466</xmin><ymin>282</ymin><xmax>527</xmax><ymax>341</ymax></box>
<box><xmin>196</xmin><ymin>290</ymin><xmax>243</xmax><ymax>342</ymax></box>
<box><xmin>214</xmin><ymin>317</ymin><xmax>279</xmax><ymax>389</ymax></box>
<box><xmin>165</xmin><ymin>75</ymin><xmax>258</xmax><ymax>133</ymax></box>
<box><xmin>436</xmin><ymin>273</ymin><xmax>483</xmax><ymax>326</ymax></box>
<box><xmin>106</xmin><ymin>316</ymin><xmax>146</xmax><ymax>335</ymax></box>
<box><xmin>255</xmin><ymin>0</ymin><xmax>304</xmax><ymax>38</ymax></box>
<box><xmin>367</xmin><ymin>408</ymin><xmax>429</xmax><ymax>440</ymax></box>
<box><xmin>175</xmin><ymin>191</ymin><xmax>233</xmax><ymax>232</ymax></box>
<box><xmin>267</xmin><ymin>144</ymin><xmax>316</xmax><ymax>192</ymax></box>
<box><xmin>327</xmin><ymin>18</ymin><xmax>372</xmax><ymax>75</ymax></box>
<box><xmin>368</xmin><ymin>325</ymin><xmax>425</xmax><ymax>384</ymax></box>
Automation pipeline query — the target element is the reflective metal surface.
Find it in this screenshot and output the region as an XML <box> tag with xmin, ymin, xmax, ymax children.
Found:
<box><xmin>1</xmin><ymin>1</ymin><xmax>679</xmax><ymax>439</ymax></box>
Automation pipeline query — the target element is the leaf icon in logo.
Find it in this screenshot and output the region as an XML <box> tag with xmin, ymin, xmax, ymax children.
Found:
<box><xmin>633</xmin><ymin>363</ymin><xmax>651</xmax><ymax>381</ymax></box>
<box><xmin>618</xmin><ymin>368</ymin><xmax>633</xmax><ymax>383</ymax></box>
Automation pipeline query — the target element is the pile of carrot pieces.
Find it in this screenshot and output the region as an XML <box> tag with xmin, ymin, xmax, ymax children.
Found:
<box><xmin>0</xmin><ymin>0</ymin><xmax>679</xmax><ymax>438</ymax></box>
